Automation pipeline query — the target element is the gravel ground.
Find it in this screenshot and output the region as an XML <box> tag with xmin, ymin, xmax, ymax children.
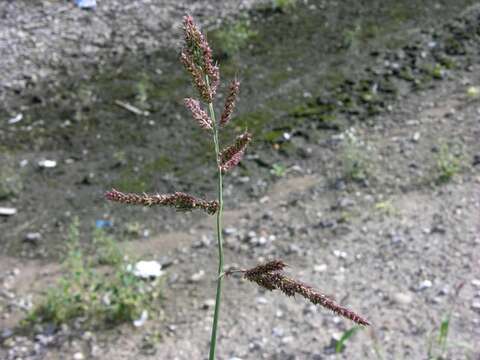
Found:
<box><xmin>1</xmin><ymin>1</ymin><xmax>480</xmax><ymax>359</ymax></box>
<box><xmin>1</xmin><ymin>62</ymin><xmax>480</xmax><ymax>359</ymax></box>
<box><xmin>0</xmin><ymin>0</ymin><xmax>264</xmax><ymax>107</ymax></box>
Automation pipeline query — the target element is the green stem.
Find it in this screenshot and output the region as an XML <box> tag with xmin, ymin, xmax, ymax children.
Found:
<box><xmin>207</xmin><ymin>78</ymin><xmax>224</xmax><ymax>360</ymax></box>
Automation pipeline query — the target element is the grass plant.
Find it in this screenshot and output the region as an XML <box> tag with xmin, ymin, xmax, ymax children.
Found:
<box><xmin>105</xmin><ymin>15</ymin><xmax>369</xmax><ymax>358</ymax></box>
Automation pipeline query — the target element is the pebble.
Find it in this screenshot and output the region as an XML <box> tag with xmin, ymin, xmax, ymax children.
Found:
<box><xmin>393</xmin><ymin>292</ymin><xmax>413</xmax><ymax>304</ymax></box>
<box><xmin>38</xmin><ymin>159</ymin><xmax>57</xmax><ymax>168</ymax></box>
<box><xmin>418</xmin><ymin>280</ymin><xmax>433</xmax><ymax>291</ymax></box>
<box><xmin>1</xmin><ymin>328</ymin><xmax>13</xmax><ymax>339</ymax></box>
<box><xmin>189</xmin><ymin>270</ymin><xmax>205</xmax><ymax>283</ymax></box>
<box><xmin>202</xmin><ymin>299</ymin><xmax>216</xmax><ymax>309</ymax></box>
<box><xmin>272</xmin><ymin>327</ymin><xmax>285</xmax><ymax>337</ymax></box>
<box><xmin>471</xmin><ymin>279</ymin><xmax>480</xmax><ymax>288</ymax></box>
<box><xmin>333</xmin><ymin>250</ymin><xmax>347</xmax><ymax>259</ymax></box>
<box><xmin>0</xmin><ymin>207</ymin><xmax>17</xmax><ymax>216</ymax></box>
<box><xmin>256</xmin><ymin>296</ymin><xmax>268</xmax><ymax>305</ymax></box>
<box><xmin>73</xmin><ymin>353</ymin><xmax>85</xmax><ymax>360</ymax></box>
<box><xmin>132</xmin><ymin>261</ymin><xmax>163</xmax><ymax>279</ymax></box>
<box><xmin>390</xmin><ymin>233</ymin><xmax>404</xmax><ymax>244</ymax></box>
<box><xmin>133</xmin><ymin>310</ymin><xmax>148</xmax><ymax>327</ymax></box>
<box><xmin>337</xmin><ymin>197</ymin><xmax>355</xmax><ymax>208</ymax></box>
<box><xmin>24</xmin><ymin>232</ymin><xmax>42</xmax><ymax>243</ymax></box>
<box><xmin>471</xmin><ymin>301</ymin><xmax>480</xmax><ymax>312</ymax></box>
<box><xmin>313</xmin><ymin>264</ymin><xmax>327</xmax><ymax>273</ymax></box>
<box><xmin>223</xmin><ymin>227</ymin><xmax>237</xmax><ymax>236</ymax></box>
<box><xmin>281</xmin><ymin>336</ymin><xmax>294</xmax><ymax>344</ymax></box>
<box><xmin>8</xmin><ymin>113</ymin><xmax>23</xmax><ymax>124</ymax></box>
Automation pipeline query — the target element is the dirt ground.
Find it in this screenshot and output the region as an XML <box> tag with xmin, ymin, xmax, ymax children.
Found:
<box><xmin>1</xmin><ymin>1</ymin><xmax>480</xmax><ymax>359</ymax></box>
<box><xmin>2</xmin><ymin>72</ymin><xmax>480</xmax><ymax>358</ymax></box>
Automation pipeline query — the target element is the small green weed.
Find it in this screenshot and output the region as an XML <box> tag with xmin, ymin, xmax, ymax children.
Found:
<box><xmin>92</xmin><ymin>228</ymin><xmax>123</xmax><ymax>266</ymax></box>
<box><xmin>210</xmin><ymin>20</ymin><xmax>257</xmax><ymax>57</ymax></box>
<box><xmin>341</xmin><ymin>128</ymin><xmax>372</xmax><ymax>183</ymax></box>
<box><xmin>374</xmin><ymin>200</ymin><xmax>398</xmax><ymax>217</ymax></box>
<box><xmin>271</xmin><ymin>0</ymin><xmax>297</xmax><ymax>11</ymax></box>
<box><xmin>0</xmin><ymin>157</ymin><xmax>23</xmax><ymax>200</ymax></box>
<box><xmin>25</xmin><ymin>220</ymin><xmax>161</xmax><ymax>328</ymax></box>
<box><xmin>335</xmin><ymin>326</ymin><xmax>361</xmax><ymax>353</ymax></box>
<box><xmin>135</xmin><ymin>73</ymin><xmax>151</xmax><ymax>109</ymax></box>
<box><xmin>270</xmin><ymin>163</ymin><xmax>287</xmax><ymax>177</ymax></box>
<box><xmin>427</xmin><ymin>282</ymin><xmax>464</xmax><ymax>360</ymax></box>
<box><xmin>434</xmin><ymin>143</ymin><xmax>461</xmax><ymax>185</ymax></box>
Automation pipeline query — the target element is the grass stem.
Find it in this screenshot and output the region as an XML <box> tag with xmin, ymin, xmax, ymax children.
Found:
<box><xmin>207</xmin><ymin>76</ymin><xmax>224</xmax><ymax>360</ymax></box>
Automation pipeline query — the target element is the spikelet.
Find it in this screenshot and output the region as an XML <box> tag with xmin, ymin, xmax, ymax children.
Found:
<box><xmin>184</xmin><ymin>98</ymin><xmax>212</xmax><ymax>130</ymax></box>
<box><xmin>220</xmin><ymin>79</ymin><xmax>240</xmax><ymax>127</ymax></box>
<box><xmin>181</xmin><ymin>15</ymin><xmax>219</xmax><ymax>102</ymax></box>
<box><xmin>219</xmin><ymin>132</ymin><xmax>252</xmax><ymax>173</ymax></box>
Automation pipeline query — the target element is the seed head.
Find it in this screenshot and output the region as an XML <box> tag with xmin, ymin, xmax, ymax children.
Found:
<box><xmin>181</xmin><ymin>15</ymin><xmax>219</xmax><ymax>102</ymax></box>
<box><xmin>242</xmin><ymin>260</ymin><xmax>370</xmax><ymax>326</ymax></box>
<box><xmin>180</xmin><ymin>51</ymin><xmax>213</xmax><ymax>103</ymax></box>
<box><xmin>105</xmin><ymin>189</ymin><xmax>219</xmax><ymax>215</ymax></box>
<box><xmin>220</xmin><ymin>79</ymin><xmax>240</xmax><ymax>127</ymax></box>
<box><xmin>219</xmin><ymin>131</ymin><xmax>252</xmax><ymax>173</ymax></box>
<box><xmin>184</xmin><ymin>98</ymin><xmax>212</xmax><ymax>130</ymax></box>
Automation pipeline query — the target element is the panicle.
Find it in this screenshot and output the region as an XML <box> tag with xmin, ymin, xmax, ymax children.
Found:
<box><xmin>181</xmin><ymin>15</ymin><xmax>219</xmax><ymax>102</ymax></box>
<box><xmin>105</xmin><ymin>189</ymin><xmax>219</xmax><ymax>215</ymax></box>
<box><xmin>219</xmin><ymin>131</ymin><xmax>252</xmax><ymax>173</ymax></box>
<box><xmin>184</xmin><ymin>98</ymin><xmax>212</xmax><ymax>130</ymax></box>
<box><xmin>242</xmin><ymin>260</ymin><xmax>370</xmax><ymax>326</ymax></box>
<box><xmin>220</xmin><ymin>79</ymin><xmax>240</xmax><ymax>127</ymax></box>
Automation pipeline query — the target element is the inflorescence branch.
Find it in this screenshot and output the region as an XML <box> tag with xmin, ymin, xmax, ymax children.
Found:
<box><xmin>232</xmin><ymin>260</ymin><xmax>370</xmax><ymax>326</ymax></box>
<box><xmin>219</xmin><ymin>131</ymin><xmax>252</xmax><ymax>173</ymax></box>
<box><xmin>220</xmin><ymin>79</ymin><xmax>240</xmax><ymax>127</ymax></box>
<box><xmin>105</xmin><ymin>189</ymin><xmax>219</xmax><ymax>215</ymax></box>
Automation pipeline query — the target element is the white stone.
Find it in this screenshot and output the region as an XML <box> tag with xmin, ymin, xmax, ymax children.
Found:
<box><xmin>38</xmin><ymin>159</ymin><xmax>57</xmax><ymax>168</ymax></box>
<box><xmin>202</xmin><ymin>299</ymin><xmax>216</xmax><ymax>309</ymax></box>
<box><xmin>471</xmin><ymin>279</ymin><xmax>480</xmax><ymax>288</ymax></box>
<box><xmin>0</xmin><ymin>207</ymin><xmax>17</xmax><ymax>216</ymax></box>
<box><xmin>133</xmin><ymin>310</ymin><xmax>148</xmax><ymax>327</ymax></box>
<box><xmin>132</xmin><ymin>261</ymin><xmax>163</xmax><ymax>278</ymax></box>
<box><xmin>189</xmin><ymin>270</ymin><xmax>205</xmax><ymax>282</ymax></box>
<box><xmin>393</xmin><ymin>292</ymin><xmax>413</xmax><ymax>304</ymax></box>
<box><xmin>418</xmin><ymin>280</ymin><xmax>432</xmax><ymax>291</ymax></box>
<box><xmin>8</xmin><ymin>113</ymin><xmax>23</xmax><ymax>124</ymax></box>
<box><xmin>314</xmin><ymin>264</ymin><xmax>327</xmax><ymax>272</ymax></box>
<box><xmin>73</xmin><ymin>352</ymin><xmax>85</xmax><ymax>360</ymax></box>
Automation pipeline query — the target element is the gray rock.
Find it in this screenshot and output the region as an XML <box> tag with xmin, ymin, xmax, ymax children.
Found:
<box><xmin>202</xmin><ymin>299</ymin><xmax>216</xmax><ymax>309</ymax></box>
<box><xmin>471</xmin><ymin>301</ymin><xmax>480</xmax><ymax>312</ymax></box>
<box><xmin>24</xmin><ymin>232</ymin><xmax>42</xmax><ymax>243</ymax></box>
<box><xmin>471</xmin><ymin>279</ymin><xmax>480</xmax><ymax>288</ymax></box>
<box><xmin>393</xmin><ymin>292</ymin><xmax>413</xmax><ymax>305</ymax></box>
<box><xmin>189</xmin><ymin>270</ymin><xmax>205</xmax><ymax>283</ymax></box>
<box><xmin>313</xmin><ymin>264</ymin><xmax>327</xmax><ymax>273</ymax></box>
<box><xmin>1</xmin><ymin>328</ymin><xmax>13</xmax><ymax>340</ymax></box>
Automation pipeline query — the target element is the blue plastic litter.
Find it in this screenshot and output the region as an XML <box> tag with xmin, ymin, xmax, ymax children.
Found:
<box><xmin>95</xmin><ymin>220</ymin><xmax>112</xmax><ymax>229</ymax></box>
<box><xmin>75</xmin><ymin>0</ymin><xmax>97</xmax><ymax>9</ymax></box>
